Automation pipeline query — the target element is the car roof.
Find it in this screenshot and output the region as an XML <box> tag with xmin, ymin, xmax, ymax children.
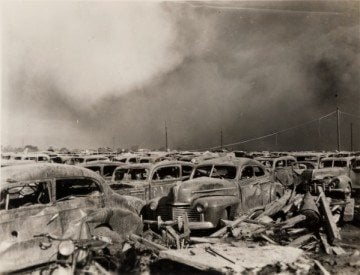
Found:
<box><xmin>82</xmin><ymin>161</ymin><xmax>123</xmax><ymax>167</ymax></box>
<box><xmin>113</xmin><ymin>160</ymin><xmax>193</xmax><ymax>171</ymax></box>
<box><xmin>255</xmin><ymin>156</ymin><xmax>296</xmax><ymax>161</ymax></box>
<box><xmin>1</xmin><ymin>163</ymin><xmax>103</xmax><ymax>189</ymax></box>
<box><xmin>197</xmin><ymin>157</ymin><xmax>263</xmax><ymax>167</ymax></box>
<box><xmin>71</xmin><ymin>155</ymin><xmax>109</xmax><ymax>160</ymax></box>
<box><xmin>320</xmin><ymin>157</ymin><xmax>354</xmax><ymax>162</ymax></box>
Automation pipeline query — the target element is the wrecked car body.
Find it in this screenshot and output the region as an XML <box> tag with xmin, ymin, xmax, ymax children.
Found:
<box><xmin>145</xmin><ymin>158</ymin><xmax>284</xmax><ymax>230</ymax></box>
<box><xmin>0</xmin><ymin>163</ymin><xmax>143</xmax><ymax>273</ymax></box>
<box><xmin>110</xmin><ymin>161</ymin><xmax>194</xmax><ymax>201</ymax></box>
<box><xmin>255</xmin><ymin>155</ymin><xmax>300</xmax><ymax>187</ymax></box>
<box><xmin>298</xmin><ymin>156</ymin><xmax>360</xmax><ymax>197</ymax></box>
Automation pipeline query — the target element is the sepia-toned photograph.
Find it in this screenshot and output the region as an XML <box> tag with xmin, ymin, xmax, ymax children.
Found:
<box><xmin>1</xmin><ymin>1</ymin><xmax>360</xmax><ymax>274</ymax></box>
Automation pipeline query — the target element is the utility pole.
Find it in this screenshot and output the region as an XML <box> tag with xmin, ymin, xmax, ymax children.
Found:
<box><xmin>336</xmin><ymin>107</ymin><xmax>340</xmax><ymax>151</ymax></box>
<box><xmin>350</xmin><ymin>123</ymin><xmax>353</xmax><ymax>151</ymax></box>
<box><xmin>220</xmin><ymin>129</ymin><xmax>223</xmax><ymax>150</ymax></box>
<box><xmin>165</xmin><ymin>121</ymin><xmax>168</xmax><ymax>151</ymax></box>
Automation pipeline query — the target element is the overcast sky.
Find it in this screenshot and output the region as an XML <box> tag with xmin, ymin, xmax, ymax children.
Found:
<box><xmin>1</xmin><ymin>1</ymin><xmax>359</xmax><ymax>151</ymax></box>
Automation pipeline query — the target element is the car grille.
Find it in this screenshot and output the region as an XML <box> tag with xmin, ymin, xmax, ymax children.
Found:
<box><xmin>171</xmin><ymin>205</ymin><xmax>200</xmax><ymax>222</ymax></box>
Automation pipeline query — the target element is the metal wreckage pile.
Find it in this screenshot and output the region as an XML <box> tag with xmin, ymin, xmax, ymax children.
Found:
<box><xmin>1</xmin><ymin>150</ymin><xmax>360</xmax><ymax>274</ymax></box>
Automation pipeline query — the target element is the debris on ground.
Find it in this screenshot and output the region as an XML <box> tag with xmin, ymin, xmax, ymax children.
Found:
<box><xmin>128</xmin><ymin>187</ymin><xmax>358</xmax><ymax>274</ymax></box>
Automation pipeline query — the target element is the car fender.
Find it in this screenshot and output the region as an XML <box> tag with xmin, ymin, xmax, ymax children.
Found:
<box><xmin>334</xmin><ymin>175</ymin><xmax>352</xmax><ymax>190</ymax></box>
<box><xmin>193</xmin><ymin>196</ymin><xmax>240</xmax><ymax>222</ymax></box>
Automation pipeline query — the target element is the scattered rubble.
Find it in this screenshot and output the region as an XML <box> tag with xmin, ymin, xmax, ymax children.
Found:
<box><xmin>126</xmin><ymin>187</ymin><xmax>358</xmax><ymax>274</ymax></box>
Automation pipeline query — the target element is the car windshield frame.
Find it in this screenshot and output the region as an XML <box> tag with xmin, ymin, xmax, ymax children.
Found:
<box><xmin>113</xmin><ymin>168</ymin><xmax>150</xmax><ymax>182</ymax></box>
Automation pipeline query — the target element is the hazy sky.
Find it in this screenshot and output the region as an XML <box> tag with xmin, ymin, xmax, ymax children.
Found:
<box><xmin>2</xmin><ymin>1</ymin><xmax>360</xmax><ymax>151</ymax></box>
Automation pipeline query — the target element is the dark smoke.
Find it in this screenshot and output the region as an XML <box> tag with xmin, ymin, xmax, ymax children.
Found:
<box><xmin>3</xmin><ymin>1</ymin><xmax>360</xmax><ymax>151</ymax></box>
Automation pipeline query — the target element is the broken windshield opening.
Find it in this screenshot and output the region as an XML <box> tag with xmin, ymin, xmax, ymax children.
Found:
<box><xmin>193</xmin><ymin>165</ymin><xmax>213</xmax><ymax>178</ymax></box>
<box><xmin>320</xmin><ymin>160</ymin><xmax>333</xmax><ymax>168</ymax></box>
<box><xmin>211</xmin><ymin>165</ymin><xmax>237</xmax><ymax>179</ymax></box>
<box><xmin>114</xmin><ymin>168</ymin><xmax>149</xmax><ymax>181</ymax></box>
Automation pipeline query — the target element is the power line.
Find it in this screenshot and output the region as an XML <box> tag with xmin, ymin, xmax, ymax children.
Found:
<box><xmin>194</xmin><ymin>110</ymin><xmax>337</xmax><ymax>151</ymax></box>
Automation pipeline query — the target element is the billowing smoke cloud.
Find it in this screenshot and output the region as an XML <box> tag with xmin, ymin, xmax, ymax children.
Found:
<box><xmin>2</xmin><ymin>1</ymin><xmax>360</xmax><ymax>151</ymax></box>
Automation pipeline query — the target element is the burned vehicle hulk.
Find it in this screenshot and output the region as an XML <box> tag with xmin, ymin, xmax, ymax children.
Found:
<box><xmin>0</xmin><ymin>164</ymin><xmax>143</xmax><ymax>273</ymax></box>
<box><xmin>110</xmin><ymin>161</ymin><xmax>194</xmax><ymax>201</ymax></box>
<box><xmin>255</xmin><ymin>155</ymin><xmax>300</xmax><ymax>187</ymax></box>
<box><xmin>145</xmin><ymin>157</ymin><xmax>284</xmax><ymax>230</ymax></box>
<box><xmin>298</xmin><ymin>156</ymin><xmax>360</xmax><ymax>197</ymax></box>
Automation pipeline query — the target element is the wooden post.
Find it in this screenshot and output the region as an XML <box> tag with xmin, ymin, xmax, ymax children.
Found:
<box><xmin>336</xmin><ymin>107</ymin><xmax>340</xmax><ymax>151</ymax></box>
<box><xmin>317</xmin><ymin>186</ymin><xmax>341</xmax><ymax>245</ymax></box>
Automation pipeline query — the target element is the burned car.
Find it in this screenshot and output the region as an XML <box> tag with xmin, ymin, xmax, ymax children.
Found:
<box><xmin>0</xmin><ymin>163</ymin><xmax>143</xmax><ymax>273</ymax></box>
<box><xmin>255</xmin><ymin>155</ymin><xmax>300</xmax><ymax>187</ymax></box>
<box><xmin>298</xmin><ymin>156</ymin><xmax>360</xmax><ymax>197</ymax></box>
<box><xmin>110</xmin><ymin>161</ymin><xmax>194</xmax><ymax>201</ymax></box>
<box><xmin>291</xmin><ymin>152</ymin><xmax>325</xmax><ymax>169</ymax></box>
<box><xmin>145</xmin><ymin>157</ymin><xmax>284</xmax><ymax>230</ymax></box>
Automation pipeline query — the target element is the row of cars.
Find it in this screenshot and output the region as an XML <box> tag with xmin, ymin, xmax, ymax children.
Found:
<box><xmin>1</xmin><ymin>150</ymin><xmax>360</xmax><ymax>272</ymax></box>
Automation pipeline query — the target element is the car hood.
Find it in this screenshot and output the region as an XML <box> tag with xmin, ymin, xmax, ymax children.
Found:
<box><xmin>312</xmin><ymin>168</ymin><xmax>346</xmax><ymax>180</ymax></box>
<box><xmin>172</xmin><ymin>177</ymin><xmax>237</xmax><ymax>204</ymax></box>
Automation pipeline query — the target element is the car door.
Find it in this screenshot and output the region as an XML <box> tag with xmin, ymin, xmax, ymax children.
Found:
<box><xmin>253</xmin><ymin>165</ymin><xmax>273</xmax><ymax>205</ymax></box>
<box><xmin>53</xmin><ymin>177</ymin><xmax>105</xmax><ymax>232</ymax></box>
<box><xmin>149</xmin><ymin>165</ymin><xmax>181</xmax><ymax>199</ymax></box>
<box><xmin>0</xmin><ymin>181</ymin><xmax>61</xmax><ymax>273</ymax></box>
<box><xmin>238</xmin><ymin>165</ymin><xmax>264</xmax><ymax>212</ymax></box>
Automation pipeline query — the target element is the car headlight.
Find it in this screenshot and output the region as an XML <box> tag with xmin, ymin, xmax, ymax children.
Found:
<box><xmin>329</xmin><ymin>179</ymin><xmax>339</xmax><ymax>189</ymax></box>
<box><xmin>58</xmin><ymin>240</ymin><xmax>75</xmax><ymax>257</ymax></box>
<box><xmin>196</xmin><ymin>204</ymin><xmax>205</xmax><ymax>213</ymax></box>
<box><xmin>149</xmin><ymin>201</ymin><xmax>157</xmax><ymax>211</ymax></box>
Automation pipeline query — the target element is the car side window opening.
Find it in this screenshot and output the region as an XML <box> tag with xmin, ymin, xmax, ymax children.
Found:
<box><xmin>152</xmin><ymin>166</ymin><xmax>180</xmax><ymax>180</ymax></box>
<box><xmin>129</xmin><ymin>158</ymin><xmax>137</xmax><ymax>163</ymax></box>
<box><xmin>287</xmin><ymin>159</ymin><xmax>296</xmax><ymax>167</ymax></box>
<box><xmin>260</xmin><ymin>160</ymin><xmax>273</xmax><ymax>169</ymax></box>
<box><xmin>253</xmin><ymin>166</ymin><xmax>265</xmax><ymax>177</ymax></box>
<box><xmin>86</xmin><ymin>158</ymin><xmax>97</xmax><ymax>163</ymax></box>
<box><xmin>87</xmin><ymin>166</ymin><xmax>102</xmax><ymax>174</ymax></box>
<box><xmin>353</xmin><ymin>160</ymin><xmax>360</xmax><ymax>169</ymax></box>
<box><xmin>241</xmin><ymin>166</ymin><xmax>254</xmax><ymax>179</ymax></box>
<box><xmin>140</xmin><ymin>159</ymin><xmax>150</xmax><ymax>163</ymax></box>
<box><xmin>275</xmin><ymin>160</ymin><xmax>285</xmax><ymax>168</ymax></box>
<box><xmin>212</xmin><ymin>165</ymin><xmax>237</xmax><ymax>179</ymax></box>
<box><xmin>38</xmin><ymin>156</ymin><xmax>48</xmax><ymax>162</ymax></box>
<box><xmin>321</xmin><ymin>160</ymin><xmax>333</xmax><ymax>168</ymax></box>
<box><xmin>103</xmin><ymin>166</ymin><xmax>118</xmax><ymax>177</ymax></box>
<box><xmin>56</xmin><ymin>178</ymin><xmax>101</xmax><ymax>201</ymax></box>
<box><xmin>0</xmin><ymin>182</ymin><xmax>50</xmax><ymax>210</ymax></box>
<box><xmin>333</xmin><ymin>160</ymin><xmax>347</xmax><ymax>168</ymax></box>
